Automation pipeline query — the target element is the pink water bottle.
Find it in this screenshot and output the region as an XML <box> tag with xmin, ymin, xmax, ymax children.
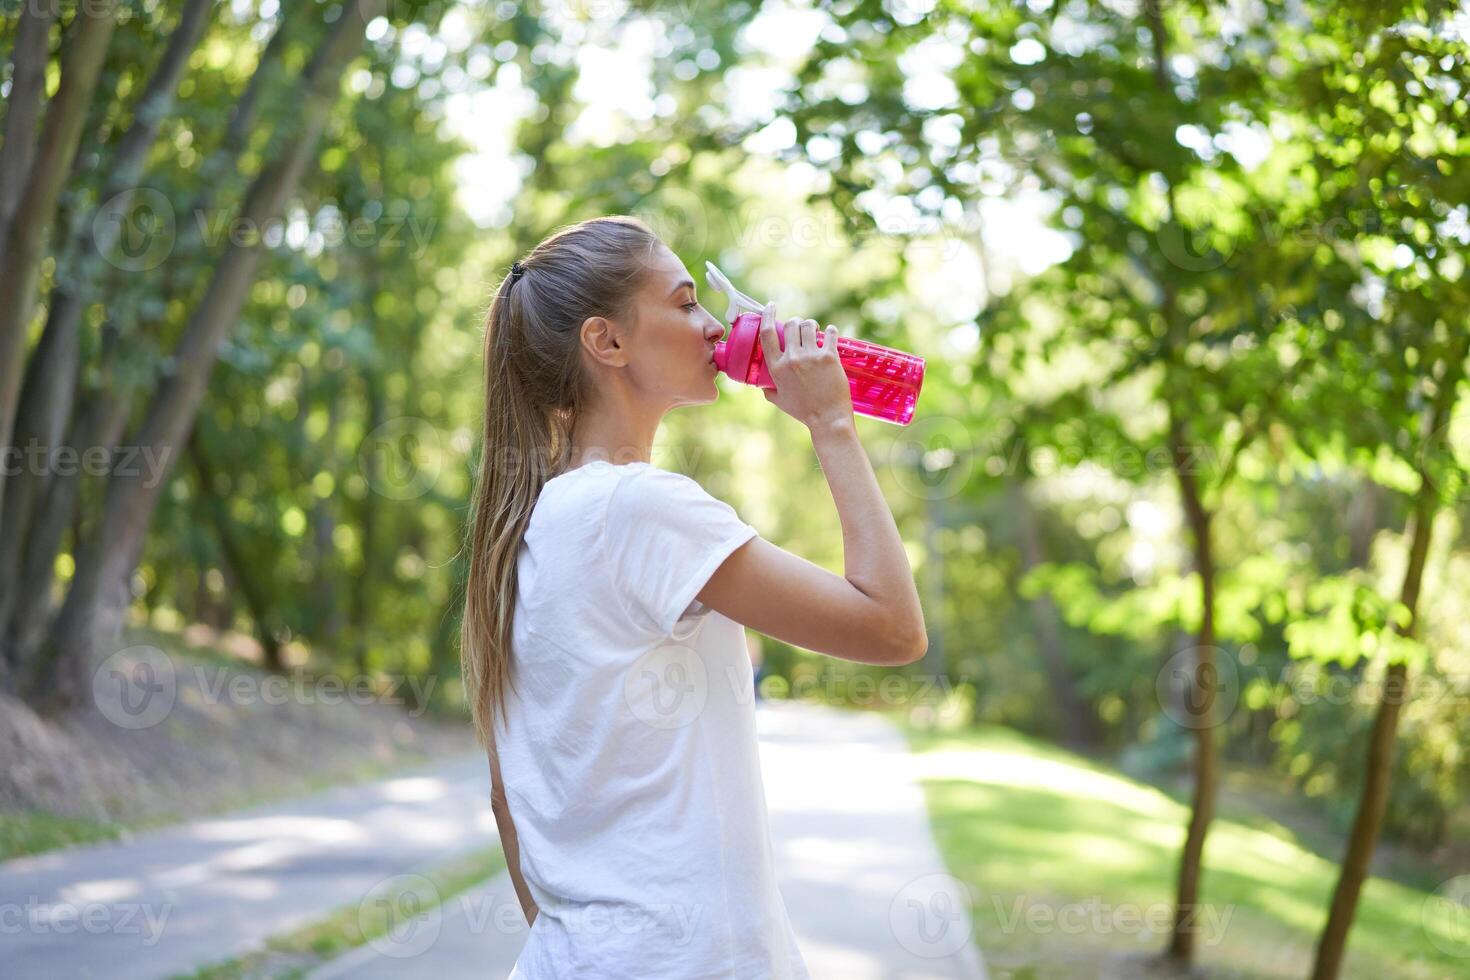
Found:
<box><xmin>706</xmin><ymin>263</ymin><xmax>925</xmax><ymax>426</ymax></box>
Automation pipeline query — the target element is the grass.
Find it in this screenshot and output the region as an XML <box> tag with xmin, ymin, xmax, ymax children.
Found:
<box><xmin>174</xmin><ymin>845</ymin><xmax>509</xmax><ymax>979</ymax></box>
<box><xmin>0</xmin><ymin>810</ymin><xmax>125</xmax><ymax>860</ymax></box>
<box><xmin>897</xmin><ymin>720</ymin><xmax>1466</xmax><ymax>980</ymax></box>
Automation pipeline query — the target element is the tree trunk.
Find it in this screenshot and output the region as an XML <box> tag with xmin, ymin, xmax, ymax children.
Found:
<box><xmin>1010</xmin><ymin>478</ymin><xmax>1099</xmax><ymax>749</ymax></box>
<box><xmin>353</xmin><ymin>372</ymin><xmax>384</xmax><ymax>675</ymax></box>
<box><xmin>6</xmin><ymin>386</ymin><xmax>131</xmax><ymax>682</ymax></box>
<box><xmin>0</xmin><ymin>0</ymin><xmax>118</xmax><ymax>528</ymax></box>
<box><xmin>920</xmin><ymin>481</ymin><xmax>946</xmax><ymax>676</ymax></box>
<box><xmin>27</xmin><ymin>0</ymin><xmax>384</xmax><ymax>711</ymax></box>
<box><xmin>309</xmin><ymin>384</ymin><xmax>344</xmax><ymax>647</ymax></box>
<box><xmin>1310</xmin><ymin>339</ymin><xmax>1466</xmax><ymax>979</ymax></box>
<box><xmin>188</xmin><ymin>430</ymin><xmax>284</xmax><ymax>671</ymax></box>
<box><xmin>1165</xmin><ymin>412</ymin><xmax>1219</xmax><ymax>963</ymax></box>
<box><xmin>171</xmin><ymin>4</ymin><xmax>293</xmax><ymax>264</ymax></box>
<box><xmin>0</xmin><ymin>310</ymin><xmax>80</xmax><ymax>634</ymax></box>
<box><xmin>1345</xmin><ymin>479</ymin><xmax>1382</xmax><ymax>569</ymax></box>
<box><xmin>0</xmin><ymin>3</ymin><xmax>292</xmax><ymax>669</ymax></box>
<box><xmin>0</xmin><ymin>0</ymin><xmax>55</xmax><ymax>242</ymax></box>
<box><xmin>0</xmin><ymin>0</ymin><xmax>214</xmax><ymax>643</ymax></box>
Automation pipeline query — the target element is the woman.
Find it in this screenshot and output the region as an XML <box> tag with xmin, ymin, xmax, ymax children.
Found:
<box><xmin>461</xmin><ymin>215</ymin><xmax>926</xmax><ymax>978</ymax></box>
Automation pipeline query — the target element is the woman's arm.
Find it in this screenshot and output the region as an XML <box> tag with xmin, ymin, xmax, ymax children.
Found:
<box><xmin>487</xmin><ymin>728</ymin><xmax>539</xmax><ymax>927</ymax></box>
<box><xmin>697</xmin><ymin>308</ymin><xmax>927</xmax><ymax>667</ymax></box>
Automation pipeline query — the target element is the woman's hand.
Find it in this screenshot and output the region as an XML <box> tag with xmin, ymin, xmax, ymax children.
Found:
<box><xmin>757</xmin><ymin>302</ymin><xmax>852</xmax><ymax>433</ymax></box>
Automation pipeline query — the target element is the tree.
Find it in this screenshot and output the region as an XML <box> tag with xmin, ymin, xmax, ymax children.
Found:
<box><xmin>0</xmin><ymin>0</ymin><xmax>119</xmax><ymax>522</ymax></box>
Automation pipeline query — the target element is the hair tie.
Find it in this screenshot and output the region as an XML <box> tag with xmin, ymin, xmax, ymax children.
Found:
<box><xmin>509</xmin><ymin>261</ymin><xmax>525</xmax><ymax>285</ymax></box>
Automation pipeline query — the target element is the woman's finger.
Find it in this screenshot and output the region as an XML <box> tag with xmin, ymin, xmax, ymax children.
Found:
<box><xmin>757</xmin><ymin>303</ymin><xmax>781</xmax><ymax>364</ymax></box>
<box><xmin>784</xmin><ymin>317</ymin><xmax>804</xmax><ymax>352</ymax></box>
<box><xmin>800</xmin><ymin>318</ymin><xmax>817</xmax><ymax>351</ymax></box>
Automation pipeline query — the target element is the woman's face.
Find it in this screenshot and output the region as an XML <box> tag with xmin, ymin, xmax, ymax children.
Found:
<box><xmin>615</xmin><ymin>244</ymin><xmax>728</xmax><ymax>409</ymax></box>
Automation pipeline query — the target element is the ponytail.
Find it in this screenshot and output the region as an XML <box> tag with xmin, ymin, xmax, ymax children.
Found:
<box><xmin>461</xmin><ymin>216</ymin><xmax>662</xmax><ymax>745</ymax></box>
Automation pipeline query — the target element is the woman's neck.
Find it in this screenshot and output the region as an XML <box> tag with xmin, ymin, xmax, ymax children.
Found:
<box><xmin>566</xmin><ymin>398</ymin><xmax>663</xmax><ymax>471</ymax></box>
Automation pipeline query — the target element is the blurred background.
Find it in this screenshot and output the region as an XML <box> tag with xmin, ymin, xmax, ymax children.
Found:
<box><xmin>1</xmin><ymin>1</ymin><xmax>1467</xmax><ymax>978</ymax></box>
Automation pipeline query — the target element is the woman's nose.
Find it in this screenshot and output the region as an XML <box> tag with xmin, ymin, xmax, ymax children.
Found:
<box><xmin>703</xmin><ymin>311</ymin><xmax>726</xmax><ymax>341</ymax></box>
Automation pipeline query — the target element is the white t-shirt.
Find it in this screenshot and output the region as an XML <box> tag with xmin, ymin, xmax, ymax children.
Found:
<box><xmin>498</xmin><ymin>459</ymin><xmax>810</xmax><ymax>980</ymax></box>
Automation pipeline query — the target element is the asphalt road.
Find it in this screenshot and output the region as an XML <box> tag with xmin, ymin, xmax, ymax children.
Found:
<box><xmin>3</xmin><ymin>701</ymin><xmax>985</xmax><ymax>979</ymax></box>
<box><xmin>311</xmin><ymin>701</ymin><xmax>987</xmax><ymax>979</ymax></box>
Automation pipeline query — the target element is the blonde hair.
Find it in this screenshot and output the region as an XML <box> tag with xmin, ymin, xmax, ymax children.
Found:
<box><xmin>460</xmin><ymin>216</ymin><xmax>662</xmax><ymax>745</ymax></box>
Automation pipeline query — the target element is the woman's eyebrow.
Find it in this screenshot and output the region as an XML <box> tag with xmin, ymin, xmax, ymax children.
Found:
<box><xmin>668</xmin><ymin>279</ymin><xmax>695</xmax><ymax>297</ymax></box>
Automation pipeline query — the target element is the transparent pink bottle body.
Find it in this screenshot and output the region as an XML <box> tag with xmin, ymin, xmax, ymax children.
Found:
<box><xmin>712</xmin><ymin>313</ymin><xmax>925</xmax><ymax>426</ymax></box>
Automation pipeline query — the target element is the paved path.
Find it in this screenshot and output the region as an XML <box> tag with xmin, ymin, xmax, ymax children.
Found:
<box><xmin>4</xmin><ymin>702</ymin><xmax>985</xmax><ymax>979</ymax></box>
<box><xmin>312</xmin><ymin>701</ymin><xmax>986</xmax><ymax>979</ymax></box>
<box><xmin>2</xmin><ymin>755</ymin><xmax>498</xmax><ymax>980</ymax></box>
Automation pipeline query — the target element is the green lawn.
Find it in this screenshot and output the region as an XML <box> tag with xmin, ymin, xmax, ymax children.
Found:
<box><xmin>0</xmin><ymin>810</ymin><xmax>125</xmax><ymax>860</ymax></box>
<box><xmin>899</xmin><ymin>722</ymin><xmax>1464</xmax><ymax>979</ymax></box>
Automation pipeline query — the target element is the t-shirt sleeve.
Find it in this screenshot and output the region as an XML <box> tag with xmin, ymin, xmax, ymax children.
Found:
<box><xmin>603</xmin><ymin>466</ymin><xmax>759</xmax><ymax>637</ymax></box>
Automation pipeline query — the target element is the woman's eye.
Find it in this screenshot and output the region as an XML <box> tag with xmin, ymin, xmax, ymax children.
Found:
<box><xmin>682</xmin><ymin>302</ymin><xmax>699</xmax><ymax>312</ymax></box>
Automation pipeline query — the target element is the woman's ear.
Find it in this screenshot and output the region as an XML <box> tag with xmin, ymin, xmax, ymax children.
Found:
<box><xmin>580</xmin><ymin>315</ymin><xmax>629</xmax><ymax>368</ymax></box>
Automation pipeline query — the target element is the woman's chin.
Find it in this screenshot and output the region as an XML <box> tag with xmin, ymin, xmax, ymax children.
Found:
<box><xmin>669</xmin><ymin>382</ymin><xmax>720</xmax><ymax>408</ymax></box>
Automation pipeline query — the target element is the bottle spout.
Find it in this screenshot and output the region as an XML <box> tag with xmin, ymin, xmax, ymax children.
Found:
<box><xmin>712</xmin><ymin>339</ymin><xmax>729</xmax><ymax>373</ymax></box>
<box><xmin>704</xmin><ymin>261</ymin><xmax>767</xmax><ymax>324</ymax></box>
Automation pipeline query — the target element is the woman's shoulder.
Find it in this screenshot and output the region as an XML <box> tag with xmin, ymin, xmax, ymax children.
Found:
<box><xmin>549</xmin><ymin>459</ymin><xmax>712</xmax><ymax>496</ymax></box>
<box><xmin>536</xmin><ymin>461</ymin><xmax>730</xmax><ymax>532</ymax></box>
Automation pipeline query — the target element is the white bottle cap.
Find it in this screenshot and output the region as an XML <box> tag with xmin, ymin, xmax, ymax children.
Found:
<box><xmin>704</xmin><ymin>261</ymin><xmax>768</xmax><ymax>324</ymax></box>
